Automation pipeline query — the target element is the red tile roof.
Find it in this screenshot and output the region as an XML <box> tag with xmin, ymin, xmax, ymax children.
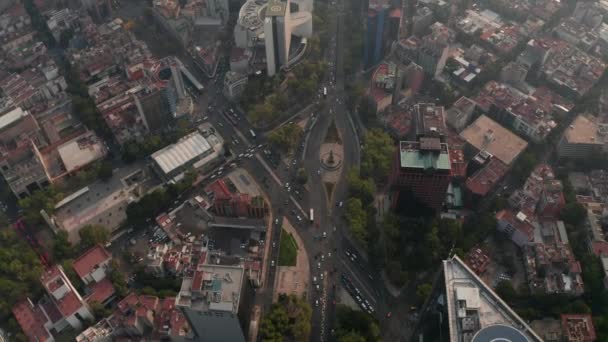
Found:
<box><xmin>85</xmin><ymin>278</ymin><xmax>115</xmax><ymax>304</ymax></box>
<box><xmin>12</xmin><ymin>300</ymin><xmax>52</xmax><ymax>342</ymax></box>
<box><xmin>192</xmin><ymin>271</ymin><xmax>204</xmax><ymax>292</ymax></box>
<box><xmin>73</xmin><ymin>245</ymin><xmax>112</xmax><ymax>280</ymax></box>
<box><xmin>205</xmin><ymin>179</ymin><xmax>233</xmax><ymax>200</ymax></box>
<box><xmin>591</xmin><ymin>241</ymin><xmax>608</xmax><ymax>257</ymax></box>
<box><xmin>496</xmin><ymin>209</ymin><xmax>535</xmax><ymax>242</ymax></box>
<box><xmin>55</xmin><ymin>290</ymin><xmax>85</xmax><ymax>317</ymax></box>
<box><xmin>465</xmin><ymin>158</ymin><xmax>509</xmax><ymax>196</ymax></box>
<box><xmin>41</xmin><ymin>266</ymin><xmax>64</xmax><ymax>292</ymax></box>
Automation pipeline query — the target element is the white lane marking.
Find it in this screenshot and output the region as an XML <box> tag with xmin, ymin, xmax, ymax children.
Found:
<box><xmin>339</xmin><ymin>257</ymin><xmax>377</xmax><ymax>304</ymax></box>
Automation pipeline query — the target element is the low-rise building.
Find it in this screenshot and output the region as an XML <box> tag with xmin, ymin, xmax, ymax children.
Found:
<box><xmin>446</xmin><ymin>97</ymin><xmax>477</xmax><ymax>133</ymax></box>
<box><xmin>73</xmin><ymin>245</ymin><xmax>112</xmax><ymax>285</ymax></box>
<box><xmin>43</xmin><ymin>167</ymin><xmax>150</xmax><ymax>244</ymax></box>
<box><xmin>472</xmin><ymin>81</ymin><xmax>572</xmax><ymax>143</ymax></box>
<box><xmin>206</xmin><ymin>179</ymin><xmax>268</xmax><ymax>218</ymax></box>
<box><xmin>460</xmin><ymin>115</ymin><xmax>528</xmax><ymax>166</ymax></box>
<box><xmin>561</xmin><ymin>314</ymin><xmax>597</xmax><ymax>342</ymax></box>
<box><xmin>152</xmin><ymin>131</ymin><xmax>224</xmax><ymax>182</ymax></box>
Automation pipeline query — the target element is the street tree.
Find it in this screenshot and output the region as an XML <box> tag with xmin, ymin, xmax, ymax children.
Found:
<box><xmin>79</xmin><ymin>225</ymin><xmax>110</xmax><ymax>249</ymax></box>
<box><xmin>269</xmin><ymin>123</ymin><xmax>303</xmax><ymax>153</ymax></box>
<box><xmin>560</xmin><ymin>202</ymin><xmax>586</xmax><ymax>226</ymax></box>
<box><xmin>53</xmin><ymin>231</ymin><xmax>74</xmax><ymax>261</ymax></box>
<box><xmin>416</xmin><ymin>283</ymin><xmax>433</xmax><ymax>304</ymax></box>
<box><xmin>345</xmin><ymin>198</ymin><xmax>369</xmax><ymax>246</ymax></box>
<box><xmin>360</xmin><ymin>129</ymin><xmax>394</xmax><ymax>183</ymax></box>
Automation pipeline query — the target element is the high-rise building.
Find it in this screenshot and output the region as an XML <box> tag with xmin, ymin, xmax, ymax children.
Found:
<box><xmin>389</xmin><ymin>139</ymin><xmax>452</xmax><ymax>210</ymax></box>
<box><xmin>134</xmin><ymin>88</ymin><xmax>173</xmax><ymax>132</ymax></box>
<box><xmin>390</xmin><ymin>103</ymin><xmax>453</xmax><ymax>211</ymax></box>
<box><xmin>264</xmin><ymin>1</ymin><xmax>290</xmax><ymax>76</ymax></box>
<box><xmin>364</xmin><ymin>0</ymin><xmax>391</xmax><ymax>69</ymax></box>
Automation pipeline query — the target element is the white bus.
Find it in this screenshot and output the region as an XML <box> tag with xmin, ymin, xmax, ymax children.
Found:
<box><xmin>249</xmin><ymin>129</ymin><xmax>256</xmax><ymax>139</ymax></box>
<box><xmin>309</xmin><ymin>208</ymin><xmax>314</xmax><ymax>223</ymax></box>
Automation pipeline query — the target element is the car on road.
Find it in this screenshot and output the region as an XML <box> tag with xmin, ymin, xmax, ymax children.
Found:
<box><xmin>271</xmin><ymin>260</ymin><xmax>275</xmax><ymax>267</ymax></box>
<box><xmin>296</xmin><ymin>215</ymin><xmax>302</xmax><ymax>222</ymax></box>
<box><xmin>315</xmin><ymin>299</ymin><xmax>319</xmax><ymax>307</ymax></box>
<box><xmin>320</xmin><ymin>273</ymin><xmax>324</xmax><ymax>280</ymax></box>
<box><xmin>317</xmin><ymin>262</ymin><xmax>321</xmax><ymax>269</ymax></box>
<box><xmin>322</xmin><ymin>231</ymin><xmax>327</xmax><ymax>238</ymax></box>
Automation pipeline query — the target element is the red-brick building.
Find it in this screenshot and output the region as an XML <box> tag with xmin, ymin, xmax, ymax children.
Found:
<box><xmin>389</xmin><ymin>103</ymin><xmax>454</xmax><ymax>210</ymax></box>
<box><xmin>389</xmin><ymin>139</ymin><xmax>452</xmax><ymax>210</ymax></box>
<box><xmin>206</xmin><ymin>179</ymin><xmax>268</xmax><ymax>218</ymax></box>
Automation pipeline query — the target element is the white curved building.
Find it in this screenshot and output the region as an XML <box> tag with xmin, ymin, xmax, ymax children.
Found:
<box><xmin>234</xmin><ymin>0</ymin><xmax>313</xmax><ymax>75</ymax></box>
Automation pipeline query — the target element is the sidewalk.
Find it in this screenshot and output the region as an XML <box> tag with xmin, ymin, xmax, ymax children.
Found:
<box><xmin>273</xmin><ymin>217</ymin><xmax>310</xmax><ymax>301</ymax></box>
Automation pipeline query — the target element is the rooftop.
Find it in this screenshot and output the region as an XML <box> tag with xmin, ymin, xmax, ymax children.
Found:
<box><xmin>399</xmin><ymin>140</ymin><xmax>451</xmax><ymax>171</ymax></box>
<box><xmin>85</xmin><ymin>278</ymin><xmax>115</xmax><ymax>304</ymax></box>
<box><xmin>40</xmin><ymin>265</ymin><xmax>85</xmax><ymax>318</ymax></box>
<box><xmin>12</xmin><ymin>299</ymin><xmax>52</xmax><ymax>342</ymax></box>
<box><xmin>0</xmin><ymin>107</ymin><xmax>29</xmax><ymax>131</ymax></box>
<box><xmin>561</xmin><ymin>314</ymin><xmax>596</xmax><ymax>342</ymax></box>
<box><xmin>72</xmin><ymin>245</ymin><xmax>112</xmax><ymax>280</ymax></box>
<box><xmin>465</xmin><ymin>157</ymin><xmax>509</xmax><ymax>196</ymax></box>
<box><xmin>443</xmin><ymin>255</ymin><xmax>543</xmax><ymax>342</ymax></box>
<box><xmin>563</xmin><ymin>115</ymin><xmax>605</xmax><ymax>145</ymax></box>
<box><xmin>56</xmin><ymin>131</ymin><xmax>108</xmax><ymax>173</ymax></box>
<box><xmin>266</xmin><ymin>1</ymin><xmax>287</xmax><ymax>17</ymax></box>
<box><xmin>182</xmin><ymin>308</ymin><xmax>246</xmax><ymax>342</ymax></box>
<box><xmin>52</xmin><ymin>166</ymin><xmax>148</xmax><ymax>237</ymax></box>
<box><xmin>460</xmin><ymin>115</ymin><xmax>528</xmax><ymax>165</ymax></box>
<box><xmin>152</xmin><ymin>132</ymin><xmax>213</xmax><ymax>175</ymax></box>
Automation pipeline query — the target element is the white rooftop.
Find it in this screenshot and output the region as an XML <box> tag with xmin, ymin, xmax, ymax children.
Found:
<box><xmin>443</xmin><ymin>256</ymin><xmax>542</xmax><ymax>342</ymax></box>
<box><xmin>57</xmin><ymin>131</ymin><xmax>108</xmax><ymax>173</ymax></box>
<box><xmin>152</xmin><ymin>132</ymin><xmax>212</xmax><ymax>175</ymax></box>
<box><xmin>0</xmin><ymin>107</ymin><xmax>28</xmax><ymax>131</ymax></box>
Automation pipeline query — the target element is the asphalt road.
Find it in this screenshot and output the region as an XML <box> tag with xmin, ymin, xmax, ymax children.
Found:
<box><xmin>114</xmin><ymin>1</ymin><xmax>383</xmax><ymax>340</ymax></box>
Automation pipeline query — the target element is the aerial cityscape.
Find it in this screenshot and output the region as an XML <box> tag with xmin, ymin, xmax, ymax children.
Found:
<box><xmin>0</xmin><ymin>0</ymin><xmax>607</xmax><ymax>341</ymax></box>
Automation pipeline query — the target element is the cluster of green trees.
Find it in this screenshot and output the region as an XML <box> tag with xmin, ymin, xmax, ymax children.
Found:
<box><xmin>259</xmin><ymin>294</ymin><xmax>312</xmax><ymax>342</ymax></box>
<box><xmin>18</xmin><ymin>186</ymin><xmax>64</xmax><ymax>225</ymax></box>
<box><xmin>23</xmin><ymin>0</ymin><xmax>56</xmax><ymax>47</ymax></box>
<box><xmin>247</xmin><ymin>92</ymin><xmax>289</xmax><ymax>126</ymax></box>
<box><xmin>126</xmin><ymin>170</ymin><xmax>196</xmax><ymax>226</ymax></box>
<box><xmin>18</xmin><ymin>159</ymin><xmax>115</xmax><ymax>226</ymax></box>
<box><xmin>268</xmin><ymin>123</ymin><xmax>303</xmax><ymax>153</ymax></box>
<box><xmin>246</xmin><ymin>58</ymin><xmax>327</xmax><ymax>126</ymax></box>
<box><xmin>52</xmin><ymin>225</ymin><xmax>110</xmax><ymax>263</ymax></box>
<box><xmin>342</xmin><ymin>0</ymin><xmax>364</xmax><ymax>75</ymax></box>
<box><xmin>0</xmin><ymin>228</ymin><xmax>46</xmax><ymax>340</ymax></box>
<box><xmin>344</xmin><ymin>169</ymin><xmax>376</xmax><ymax>248</ymax></box>
<box><xmin>359</xmin><ymin>129</ymin><xmax>394</xmax><ymax>184</ymax></box>
<box><xmin>121</xmin><ymin>122</ymin><xmax>191</xmax><ymax>163</ymax></box>
<box><xmin>378</xmin><ymin>213</ymin><xmax>496</xmax><ymax>287</ymax></box>
<box><xmin>334</xmin><ymin>305</ymin><xmax>381</xmax><ymax>342</ymax></box>
<box><xmin>343</xmin><ymin>130</ymin><xmax>393</xmax><ymax>247</ymax></box>
<box><xmin>133</xmin><ymin>267</ymin><xmax>180</xmax><ymax>297</ymax></box>
<box><xmin>65</xmin><ymin>68</ymin><xmax>113</xmax><ymax>141</ymax></box>
<box><xmin>288</xmin><ymin>61</ymin><xmax>327</xmax><ymax>100</ymax></box>
<box><xmin>0</xmin><ymin>229</ymin><xmax>44</xmax><ymax>320</ymax></box>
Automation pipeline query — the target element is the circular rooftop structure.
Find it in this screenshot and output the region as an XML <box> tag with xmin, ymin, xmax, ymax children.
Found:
<box><xmin>471</xmin><ymin>324</ymin><xmax>530</xmax><ymax>342</ymax></box>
